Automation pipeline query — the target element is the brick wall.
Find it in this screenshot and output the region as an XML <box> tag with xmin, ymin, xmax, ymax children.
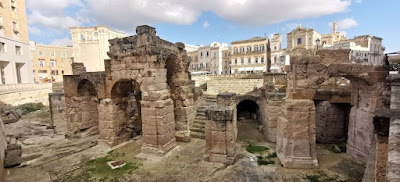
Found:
<box><xmin>207</xmin><ymin>79</ymin><xmax>263</xmax><ymax>94</ymax></box>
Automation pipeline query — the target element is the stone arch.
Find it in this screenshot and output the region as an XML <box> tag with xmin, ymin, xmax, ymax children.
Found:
<box><xmin>65</xmin><ymin>79</ymin><xmax>99</xmax><ymax>138</ymax></box>
<box><xmin>77</xmin><ymin>79</ymin><xmax>97</xmax><ymax>97</ymax></box>
<box><xmin>98</xmin><ymin>79</ymin><xmax>142</xmax><ymax>146</ymax></box>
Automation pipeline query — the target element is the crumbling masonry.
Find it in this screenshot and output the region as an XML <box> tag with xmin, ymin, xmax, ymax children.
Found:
<box><xmin>62</xmin><ymin>25</ymin><xmax>196</xmax><ymax>155</ymax></box>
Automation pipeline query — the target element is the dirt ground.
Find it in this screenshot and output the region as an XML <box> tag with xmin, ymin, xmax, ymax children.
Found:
<box><xmin>3</xmin><ymin>108</ymin><xmax>365</xmax><ymax>182</ymax></box>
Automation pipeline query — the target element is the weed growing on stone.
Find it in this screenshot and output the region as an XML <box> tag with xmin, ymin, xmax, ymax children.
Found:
<box><xmin>246</xmin><ymin>144</ymin><xmax>269</xmax><ymax>154</ymax></box>
<box><xmin>305</xmin><ymin>171</ymin><xmax>339</xmax><ymax>182</ymax></box>
<box><xmin>20</xmin><ymin>103</ymin><xmax>44</xmax><ymax>115</ymax></box>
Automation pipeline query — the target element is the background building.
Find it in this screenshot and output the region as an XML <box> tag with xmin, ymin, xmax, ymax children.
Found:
<box><xmin>230</xmin><ymin>37</ymin><xmax>268</xmax><ymax>74</ymax></box>
<box><xmin>287</xmin><ymin>23</ymin><xmax>321</xmax><ymax>50</ymax></box>
<box><xmin>269</xmin><ymin>34</ymin><xmax>288</xmax><ymax>73</ymax></box>
<box><xmin>0</xmin><ymin>0</ymin><xmax>33</xmax><ymax>84</ymax></box>
<box><xmin>30</xmin><ymin>42</ymin><xmax>74</xmax><ymax>83</ymax></box>
<box><xmin>323</xmin><ymin>35</ymin><xmax>385</xmax><ymax>65</ymax></box>
<box><xmin>188</xmin><ymin>42</ymin><xmax>228</xmax><ymax>75</ymax></box>
<box><xmin>70</xmin><ymin>26</ymin><xmax>126</xmax><ymax>72</ymax></box>
<box><xmin>321</xmin><ymin>22</ymin><xmax>347</xmax><ymax>45</ymax></box>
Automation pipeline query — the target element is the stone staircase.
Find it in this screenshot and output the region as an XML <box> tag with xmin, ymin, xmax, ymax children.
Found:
<box><xmin>190</xmin><ymin>106</ymin><xmax>207</xmax><ymax>139</ymax></box>
<box><xmin>190</xmin><ymin>95</ymin><xmax>218</xmax><ymax>139</ymax></box>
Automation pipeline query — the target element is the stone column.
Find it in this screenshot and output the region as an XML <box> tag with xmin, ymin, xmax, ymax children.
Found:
<box><xmin>387</xmin><ymin>75</ymin><xmax>400</xmax><ymax>181</ymax></box>
<box><xmin>204</xmin><ymin>106</ymin><xmax>235</xmax><ymax>165</ymax></box>
<box><xmin>265</xmin><ymin>92</ymin><xmax>285</xmax><ymax>143</ymax></box>
<box><xmin>276</xmin><ymin>99</ymin><xmax>319</xmax><ymax>168</ymax></box>
<box><xmin>372</xmin><ymin>109</ymin><xmax>390</xmax><ymax>182</ymax></box>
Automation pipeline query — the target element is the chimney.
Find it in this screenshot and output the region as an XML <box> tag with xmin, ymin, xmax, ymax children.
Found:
<box><xmin>333</xmin><ymin>22</ymin><xmax>337</xmax><ymax>33</ymax></box>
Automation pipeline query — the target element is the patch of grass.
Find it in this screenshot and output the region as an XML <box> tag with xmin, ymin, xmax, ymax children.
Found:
<box><xmin>305</xmin><ymin>171</ymin><xmax>339</xmax><ymax>182</ymax></box>
<box><xmin>20</xmin><ymin>103</ymin><xmax>44</xmax><ymax>115</ymax></box>
<box><xmin>266</xmin><ymin>152</ymin><xmax>277</xmax><ymax>159</ymax></box>
<box><xmin>256</xmin><ymin>156</ymin><xmax>275</xmax><ymax>165</ymax></box>
<box><xmin>56</xmin><ymin>150</ymin><xmax>140</xmax><ymax>182</ymax></box>
<box><xmin>246</xmin><ymin>144</ymin><xmax>269</xmax><ymax>154</ymax></box>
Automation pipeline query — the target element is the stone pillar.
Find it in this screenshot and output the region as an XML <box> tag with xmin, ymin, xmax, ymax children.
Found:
<box><xmin>276</xmin><ymin>99</ymin><xmax>319</xmax><ymax>169</ymax></box>
<box><xmin>387</xmin><ymin>75</ymin><xmax>400</xmax><ymax>181</ymax></box>
<box><xmin>72</xmin><ymin>63</ymin><xmax>86</xmax><ymax>75</ymax></box>
<box><xmin>204</xmin><ymin>105</ymin><xmax>235</xmax><ymax>165</ymax></box>
<box><xmin>264</xmin><ymin>92</ymin><xmax>285</xmax><ymax>142</ymax></box>
<box><xmin>372</xmin><ymin>109</ymin><xmax>390</xmax><ymax>182</ymax></box>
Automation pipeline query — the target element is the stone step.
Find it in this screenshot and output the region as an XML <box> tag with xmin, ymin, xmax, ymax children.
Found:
<box><xmin>193</xmin><ymin>119</ymin><xmax>206</xmax><ymax>124</ymax></box>
<box><xmin>190</xmin><ymin>127</ymin><xmax>205</xmax><ymax>133</ymax></box>
<box><xmin>195</xmin><ymin>116</ymin><xmax>207</xmax><ymax>120</ymax></box>
<box><xmin>190</xmin><ymin>131</ymin><xmax>205</xmax><ymax>139</ymax></box>
<box><xmin>191</xmin><ymin>122</ymin><xmax>205</xmax><ymax>129</ymax></box>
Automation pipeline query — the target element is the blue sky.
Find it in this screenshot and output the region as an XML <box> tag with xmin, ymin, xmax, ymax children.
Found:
<box><xmin>26</xmin><ymin>0</ymin><xmax>399</xmax><ymax>53</ymax></box>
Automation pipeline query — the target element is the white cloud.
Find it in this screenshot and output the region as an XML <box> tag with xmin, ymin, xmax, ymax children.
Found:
<box><xmin>26</xmin><ymin>0</ymin><xmax>83</xmax><ymax>30</ymax></box>
<box><xmin>203</xmin><ymin>21</ymin><xmax>210</xmax><ymax>28</ymax></box>
<box><xmin>28</xmin><ymin>11</ymin><xmax>81</xmax><ymax>29</ymax></box>
<box><xmin>85</xmin><ymin>0</ymin><xmax>351</xmax><ymax>31</ymax></box>
<box><xmin>28</xmin><ymin>26</ymin><xmax>41</xmax><ymax>35</ymax></box>
<box><xmin>50</xmin><ymin>37</ymin><xmax>72</xmax><ymax>46</ymax></box>
<box><xmin>329</xmin><ymin>18</ymin><xmax>358</xmax><ymax>30</ymax></box>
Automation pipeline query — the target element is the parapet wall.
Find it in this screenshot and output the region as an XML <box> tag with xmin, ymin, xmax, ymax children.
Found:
<box><xmin>207</xmin><ymin>79</ymin><xmax>263</xmax><ymax>94</ymax></box>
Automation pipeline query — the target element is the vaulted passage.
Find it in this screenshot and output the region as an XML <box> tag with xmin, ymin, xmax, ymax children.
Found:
<box><xmin>236</xmin><ymin>100</ymin><xmax>264</xmax><ymax>142</ymax></box>
<box><xmin>237</xmin><ymin>100</ymin><xmax>259</xmax><ymax>120</ymax></box>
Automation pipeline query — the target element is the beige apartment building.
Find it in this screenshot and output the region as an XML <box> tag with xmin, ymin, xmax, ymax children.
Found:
<box><xmin>70</xmin><ymin>26</ymin><xmax>126</xmax><ymax>72</ymax></box>
<box><xmin>321</xmin><ymin>22</ymin><xmax>347</xmax><ymax>45</ymax></box>
<box><xmin>188</xmin><ymin>42</ymin><xmax>228</xmax><ymax>75</ymax></box>
<box><xmin>30</xmin><ymin>42</ymin><xmax>74</xmax><ymax>83</ymax></box>
<box><xmin>269</xmin><ymin>34</ymin><xmax>288</xmax><ymax>73</ymax></box>
<box><xmin>0</xmin><ymin>0</ymin><xmax>33</xmax><ymax>84</ymax></box>
<box><xmin>230</xmin><ymin>37</ymin><xmax>268</xmax><ymax>74</ymax></box>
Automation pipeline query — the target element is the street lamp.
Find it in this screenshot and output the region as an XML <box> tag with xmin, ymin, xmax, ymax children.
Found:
<box><xmin>316</xmin><ymin>38</ymin><xmax>321</xmax><ymax>50</ymax></box>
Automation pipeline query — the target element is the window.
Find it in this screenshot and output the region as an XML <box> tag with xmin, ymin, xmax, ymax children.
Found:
<box><xmin>255</xmin><ymin>57</ymin><xmax>258</xmax><ymax>64</ymax></box>
<box><xmin>80</xmin><ymin>34</ymin><xmax>84</xmax><ymax>40</ymax></box>
<box><xmin>213</xmin><ymin>52</ymin><xmax>216</xmax><ymax>58</ymax></box>
<box><xmin>261</xmin><ymin>57</ymin><xmax>264</xmax><ymax>63</ymax></box>
<box><xmin>38</xmin><ymin>70</ymin><xmax>47</xmax><ymax>73</ymax></box>
<box><xmin>12</xmin><ymin>21</ymin><xmax>18</xmax><ymax>35</ymax></box>
<box><xmin>39</xmin><ymin>60</ymin><xmax>45</xmax><ymax>67</ymax></box>
<box><xmin>240</xmin><ymin>47</ymin><xmax>245</xmax><ymax>53</ymax></box>
<box><xmin>241</xmin><ymin>58</ymin><xmax>244</xmax><ymax>65</ymax></box>
<box><xmin>200</xmin><ymin>52</ymin><xmax>203</xmax><ymax>57</ymax></box>
<box><xmin>225</xmin><ymin>52</ymin><xmax>227</xmax><ymax>57</ymax></box>
<box><xmin>61</xmin><ymin>52</ymin><xmax>66</xmax><ymax>58</ymax></box>
<box><xmin>234</xmin><ymin>48</ymin><xmax>238</xmax><ymax>53</ymax></box>
<box><xmin>50</xmin><ymin>59</ymin><xmax>56</xmax><ymax>67</ymax></box>
<box><xmin>254</xmin><ymin>46</ymin><xmax>258</xmax><ymax>51</ymax></box>
<box><xmin>247</xmin><ymin>46</ymin><xmax>251</xmax><ymax>52</ymax></box>
<box><xmin>297</xmin><ymin>38</ymin><xmax>302</xmax><ymax>44</ymax></box>
<box><xmin>39</xmin><ymin>51</ymin><xmax>43</xmax><ymax>56</ymax></box>
<box><xmin>195</xmin><ymin>55</ymin><xmax>198</xmax><ymax>61</ymax></box>
<box><xmin>51</xmin><ymin>51</ymin><xmax>55</xmax><ymax>57</ymax></box>
<box><xmin>260</xmin><ymin>45</ymin><xmax>265</xmax><ymax>51</ymax></box>
<box><xmin>11</xmin><ymin>0</ymin><xmax>16</xmax><ymax>12</ymax></box>
<box><xmin>0</xmin><ymin>42</ymin><xmax>5</xmax><ymax>52</ymax></box>
<box><xmin>15</xmin><ymin>46</ymin><xmax>21</xmax><ymax>55</ymax></box>
<box><xmin>51</xmin><ymin>70</ymin><xmax>59</xmax><ymax>75</ymax></box>
<box><xmin>206</xmin><ymin>51</ymin><xmax>209</xmax><ymax>57</ymax></box>
<box><xmin>274</xmin><ymin>46</ymin><xmax>277</xmax><ymax>50</ymax></box>
<box><xmin>248</xmin><ymin>58</ymin><xmax>251</xmax><ymax>64</ymax></box>
<box><xmin>234</xmin><ymin>59</ymin><xmax>237</xmax><ymax>65</ymax></box>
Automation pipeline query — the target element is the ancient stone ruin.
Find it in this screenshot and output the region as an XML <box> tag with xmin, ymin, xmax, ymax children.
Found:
<box><xmin>62</xmin><ymin>25</ymin><xmax>196</xmax><ymax>155</ymax></box>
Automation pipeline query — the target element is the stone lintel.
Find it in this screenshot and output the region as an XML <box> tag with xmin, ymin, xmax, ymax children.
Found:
<box><xmin>205</xmin><ymin>106</ymin><xmax>233</xmax><ymax>122</ymax></box>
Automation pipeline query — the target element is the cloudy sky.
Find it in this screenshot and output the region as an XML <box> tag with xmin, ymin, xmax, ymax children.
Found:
<box><xmin>27</xmin><ymin>0</ymin><xmax>399</xmax><ymax>52</ymax></box>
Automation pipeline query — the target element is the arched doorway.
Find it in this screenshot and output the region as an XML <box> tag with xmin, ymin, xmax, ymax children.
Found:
<box><xmin>111</xmin><ymin>79</ymin><xmax>142</xmax><ymax>138</ymax></box>
<box><xmin>236</xmin><ymin>100</ymin><xmax>264</xmax><ymax>142</ymax></box>
<box><xmin>74</xmin><ymin>79</ymin><xmax>99</xmax><ymax>135</ymax></box>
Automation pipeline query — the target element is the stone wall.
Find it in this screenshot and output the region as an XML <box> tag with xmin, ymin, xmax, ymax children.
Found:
<box><xmin>207</xmin><ymin>79</ymin><xmax>263</xmax><ymax>94</ymax></box>
<box><xmin>0</xmin><ymin>83</ymin><xmax>52</xmax><ymax>106</ymax></box>
<box><xmin>0</xmin><ymin>117</ymin><xmax>6</xmax><ymax>180</ymax></box>
<box><xmin>315</xmin><ymin>101</ymin><xmax>349</xmax><ymax>144</ymax></box>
